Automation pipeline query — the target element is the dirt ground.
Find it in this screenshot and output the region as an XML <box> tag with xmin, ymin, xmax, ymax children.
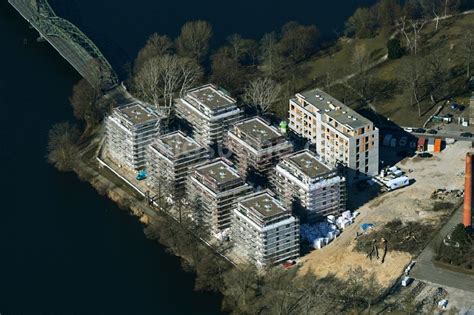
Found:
<box><xmin>300</xmin><ymin>141</ymin><xmax>471</xmax><ymax>288</ymax></box>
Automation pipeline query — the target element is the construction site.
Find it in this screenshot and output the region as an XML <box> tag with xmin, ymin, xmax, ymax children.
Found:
<box><xmin>231</xmin><ymin>190</ymin><xmax>300</xmax><ymax>267</ymax></box>
<box><xmin>147</xmin><ymin>131</ymin><xmax>208</xmax><ymax>198</ymax></box>
<box><xmin>186</xmin><ymin>159</ymin><xmax>253</xmax><ymax>237</ymax></box>
<box><xmin>272</xmin><ymin>150</ymin><xmax>346</xmax><ymax>222</ymax></box>
<box><xmin>105</xmin><ymin>102</ymin><xmax>163</xmax><ymax>170</ymax></box>
<box><xmin>175</xmin><ymin>84</ymin><xmax>242</xmax><ymax>147</ymax></box>
<box><xmin>225</xmin><ymin>117</ymin><xmax>293</xmax><ymax>181</ymax></box>
<box><xmin>299</xmin><ymin>140</ymin><xmax>473</xmax><ymax>311</ymax></box>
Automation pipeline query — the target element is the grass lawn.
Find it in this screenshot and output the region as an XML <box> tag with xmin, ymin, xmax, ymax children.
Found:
<box><xmin>272</xmin><ymin>12</ymin><xmax>474</xmax><ymax>127</ymax></box>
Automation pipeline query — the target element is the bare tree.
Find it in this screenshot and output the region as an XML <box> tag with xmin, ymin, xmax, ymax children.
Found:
<box><xmin>134</xmin><ymin>33</ymin><xmax>173</xmax><ymax>73</ymax></box>
<box><xmin>398</xmin><ymin>17</ymin><xmax>427</xmax><ymax>54</ymax></box>
<box><xmin>133</xmin><ymin>56</ymin><xmax>163</xmax><ymax>106</ymax></box>
<box><xmin>133</xmin><ymin>55</ymin><xmax>203</xmax><ymax>108</ymax></box>
<box><xmin>47</xmin><ymin>122</ymin><xmax>80</xmax><ymax>172</ymax></box>
<box><xmin>222</xmin><ymin>264</ymin><xmax>260</xmax><ymax>313</ymax></box>
<box><xmin>461</xmin><ymin>30</ymin><xmax>474</xmax><ymax>79</ymax></box>
<box><xmin>176</xmin><ymin>20</ymin><xmax>213</xmax><ymax>63</ymax></box>
<box><xmin>70</xmin><ymin>79</ymin><xmax>101</xmax><ymax>133</ymax></box>
<box><xmin>400</xmin><ymin>56</ymin><xmax>427</xmax><ymax>117</ymax></box>
<box><xmin>226</xmin><ymin>34</ymin><xmax>257</xmax><ymax>62</ymax></box>
<box><xmin>349</xmin><ymin>44</ymin><xmax>373</xmax><ymax>101</ymax></box>
<box><xmin>179</xmin><ymin>58</ymin><xmax>203</xmax><ymax>97</ymax></box>
<box><xmin>259</xmin><ymin>32</ymin><xmax>285</xmax><ymax>77</ymax></box>
<box><xmin>243</xmin><ymin>77</ymin><xmax>282</xmax><ymax>114</ymax></box>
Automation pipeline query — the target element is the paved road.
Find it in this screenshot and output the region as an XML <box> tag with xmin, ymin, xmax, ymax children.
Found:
<box><xmin>411</xmin><ymin>206</ymin><xmax>474</xmax><ymax>292</ymax></box>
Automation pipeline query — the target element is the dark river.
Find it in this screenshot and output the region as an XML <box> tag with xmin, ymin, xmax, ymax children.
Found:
<box><xmin>0</xmin><ymin>0</ymin><xmax>372</xmax><ymax>313</ymax></box>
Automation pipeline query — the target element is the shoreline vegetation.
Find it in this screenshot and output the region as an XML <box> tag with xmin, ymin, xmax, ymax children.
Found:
<box><xmin>46</xmin><ymin>0</ymin><xmax>474</xmax><ymax>313</ymax></box>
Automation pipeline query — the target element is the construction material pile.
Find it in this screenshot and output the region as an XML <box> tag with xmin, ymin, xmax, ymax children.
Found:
<box><xmin>301</xmin><ymin>211</ymin><xmax>359</xmax><ymax>249</ymax></box>
<box><xmin>300</xmin><ymin>223</ymin><xmax>340</xmax><ymax>249</ymax></box>
<box><xmin>430</xmin><ymin>188</ymin><xmax>463</xmax><ymax>200</ymax></box>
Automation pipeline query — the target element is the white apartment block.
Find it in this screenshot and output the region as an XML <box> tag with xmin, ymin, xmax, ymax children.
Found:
<box><xmin>187</xmin><ymin>159</ymin><xmax>253</xmax><ymax>236</ymax></box>
<box><xmin>289</xmin><ymin>89</ymin><xmax>379</xmax><ymax>176</ymax></box>
<box><xmin>225</xmin><ymin>117</ymin><xmax>293</xmax><ymax>180</ymax></box>
<box><xmin>105</xmin><ymin>102</ymin><xmax>162</xmax><ymax>170</ymax></box>
<box><xmin>273</xmin><ymin>150</ymin><xmax>346</xmax><ymax>222</ymax></box>
<box><xmin>175</xmin><ymin>84</ymin><xmax>242</xmax><ymax>147</ymax></box>
<box><xmin>147</xmin><ymin>131</ymin><xmax>208</xmax><ymax>198</ymax></box>
<box><xmin>231</xmin><ymin>191</ymin><xmax>300</xmax><ymax>267</ymax></box>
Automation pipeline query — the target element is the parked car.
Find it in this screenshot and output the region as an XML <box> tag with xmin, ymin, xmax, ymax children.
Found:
<box><xmin>413</xmin><ymin>128</ymin><xmax>425</xmax><ymax>133</ymax></box>
<box><xmin>427</xmin><ymin>129</ymin><xmax>438</xmax><ymax>135</ymax></box>
<box><xmin>403</xmin><ymin>127</ymin><xmax>413</xmax><ymax>133</ymax></box>
<box><xmin>450</xmin><ymin>103</ymin><xmax>465</xmax><ymax>111</ymax></box>
<box><xmin>460</xmin><ymin>132</ymin><xmax>473</xmax><ymax>138</ymax></box>
<box><xmin>401</xmin><ymin>276</ymin><xmax>413</xmax><ymax>287</ymax></box>
<box><xmin>418</xmin><ymin>152</ymin><xmax>433</xmax><ymax>158</ymax></box>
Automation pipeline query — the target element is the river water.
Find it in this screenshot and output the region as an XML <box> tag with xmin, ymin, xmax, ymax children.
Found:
<box><xmin>0</xmin><ymin>0</ymin><xmax>372</xmax><ymax>313</ymax></box>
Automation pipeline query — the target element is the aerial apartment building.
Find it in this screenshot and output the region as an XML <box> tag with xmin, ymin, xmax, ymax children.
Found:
<box><xmin>187</xmin><ymin>159</ymin><xmax>252</xmax><ymax>236</ymax></box>
<box><xmin>225</xmin><ymin>117</ymin><xmax>293</xmax><ymax>180</ymax></box>
<box><xmin>288</xmin><ymin>89</ymin><xmax>379</xmax><ymax>176</ymax></box>
<box><xmin>105</xmin><ymin>102</ymin><xmax>162</xmax><ymax>170</ymax></box>
<box><xmin>175</xmin><ymin>84</ymin><xmax>242</xmax><ymax>147</ymax></box>
<box><xmin>231</xmin><ymin>191</ymin><xmax>300</xmax><ymax>267</ymax></box>
<box><xmin>273</xmin><ymin>150</ymin><xmax>346</xmax><ymax>222</ymax></box>
<box><xmin>147</xmin><ymin>131</ymin><xmax>208</xmax><ymax>198</ymax></box>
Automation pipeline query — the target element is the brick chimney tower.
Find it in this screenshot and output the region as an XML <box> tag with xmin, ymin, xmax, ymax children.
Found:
<box><xmin>464</xmin><ymin>152</ymin><xmax>473</xmax><ymax>228</ymax></box>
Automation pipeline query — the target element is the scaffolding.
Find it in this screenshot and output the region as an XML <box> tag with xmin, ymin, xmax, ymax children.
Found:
<box><xmin>175</xmin><ymin>84</ymin><xmax>242</xmax><ymax>147</ymax></box>
<box><xmin>272</xmin><ymin>150</ymin><xmax>346</xmax><ymax>223</ymax></box>
<box><xmin>105</xmin><ymin>102</ymin><xmax>163</xmax><ymax>170</ymax></box>
<box><xmin>147</xmin><ymin>131</ymin><xmax>209</xmax><ymax>198</ymax></box>
<box><xmin>187</xmin><ymin>159</ymin><xmax>252</xmax><ymax>236</ymax></box>
<box><xmin>225</xmin><ymin>117</ymin><xmax>293</xmax><ymax>180</ymax></box>
<box><xmin>231</xmin><ymin>190</ymin><xmax>300</xmax><ymax>267</ymax></box>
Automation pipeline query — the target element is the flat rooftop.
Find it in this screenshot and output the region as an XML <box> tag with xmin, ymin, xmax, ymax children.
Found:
<box><xmin>117</xmin><ymin>103</ymin><xmax>159</xmax><ymax>125</ymax></box>
<box><xmin>296</xmin><ymin>89</ymin><xmax>371</xmax><ymax>130</ymax></box>
<box><xmin>234</xmin><ymin>117</ymin><xmax>282</xmax><ymax>143</ymax></box>
<box><xmin>186</xmin><ymin>84</ymin><xmax>236</xmax><ymax>110</ymax></box>
<box><xmin>240</xmin><ymin>193</ymin><xmax>287</xmax><ymax>218</ymax></box>
<box><xmin>155</xmin><ymin>131</ymin><xmax>202</xmax><ymax>156</ymax></box>
<box><xmin>196</xmin><ymin>160</ymin><xmax>241</xmax><ymax>185</ymax></box>
<box><xmin>286</xmin><ymin>150</ymin><xmax>331</xmax><ymax>178</ymax></box>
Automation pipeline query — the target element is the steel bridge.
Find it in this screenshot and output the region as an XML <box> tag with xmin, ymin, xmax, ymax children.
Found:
<box><xmin>9</xmin><ymin>0</ymin><xmax>119</xmax><ymax>91</ymax></box>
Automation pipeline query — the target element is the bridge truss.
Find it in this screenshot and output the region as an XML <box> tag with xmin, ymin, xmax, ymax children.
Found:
<box><xmin>9</xmin><ymin>0</ymin><xmax>119</xmax><ymax>91</ymax></box>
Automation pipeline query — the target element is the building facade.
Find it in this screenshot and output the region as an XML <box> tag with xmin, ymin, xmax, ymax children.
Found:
<box><xmin>231</xmin><ymin>191</ymin><xmax>300</xmax><ymax>267</ymax></box>
<box><xmin>147</xmin><ymin>131</ymin><xmax>208</xmax><ymax>198</ymax></box>
<box><xmin>187</xmin><ymin>159</ymin><xmax>252</xmax><ymax>236</ymax></box>
<box><xmin>288</xmin><ymin>89</ymin><xmax>379</xmax><ymax>176</ymax></box>
<box><xmin>175</xmin><ymin>84</ymin><xmax>242</xmax><ymax>147</ymax></box>
<box><xmin>225</xmin><ymin>117</ymin><xmax>293</xmax><ymax>180</ymax></box>
<box><xmin>105</xmin><ymin>102</ymin><xmax>162</xmax><ymax>170</ymax></box>
<box><xmin>273</xmin><ymin>150</ymin><xmax>346</xmax><ymax>222</ymax></box>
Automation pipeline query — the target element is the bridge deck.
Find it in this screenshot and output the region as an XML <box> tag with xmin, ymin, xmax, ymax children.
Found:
<box><xmin>9</xmin><ymin>0</ymin><xmax>118</xmax><ymax>91</ymax></box>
